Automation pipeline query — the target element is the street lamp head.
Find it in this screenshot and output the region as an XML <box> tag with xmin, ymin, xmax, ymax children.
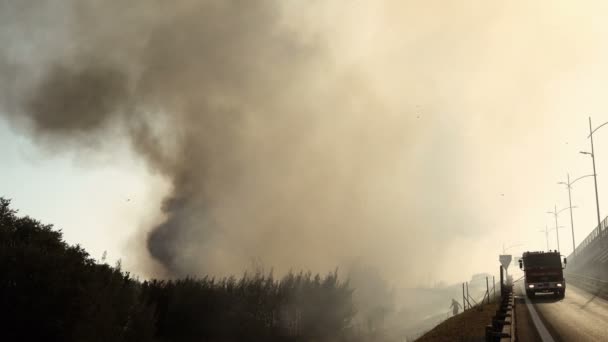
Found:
<box><xmin>580</xmin><ymin>151</ymin><xmax>592</xmax><ymax>156</ymax></box>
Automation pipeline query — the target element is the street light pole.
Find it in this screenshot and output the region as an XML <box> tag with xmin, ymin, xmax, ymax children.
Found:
<box><xmin>589</xmin><ymin>117</ymin><xmax>602</xmax><ymax>230</ymax></box>
<box><xmin>558</xmin><ymin>173</ymin><xmax>593</xmax><ymax>256</ymax></box>
<box><xmin>583</xmin><ymin>116</ymin><xmax>608</xmax><ymax>230</ymax></box>
<box><xmin>540</xmin><ymin>225</ymin><xmax>549</xmax><ymax>251</ymax></box>
<box><xmin>554</xmin><ymin>204</ymin><xmax>560</xmax><ymax>252</ymax></box>
<box><xmin>566</xmin><ymin>174</ymin><xmax>575</xmax><ymax>254</ymax></box>
<box><xmin>547</xmin><ymin>206</ymin><xmax>571</xmax><ymax>253</ymax></box>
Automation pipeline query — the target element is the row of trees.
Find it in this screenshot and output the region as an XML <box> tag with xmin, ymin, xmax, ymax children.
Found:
<box><xmin>0</xmin><ymin>198</ymin><xmax>357</xmax><ymax>341</ymax></box>
<box><xmin>142</xmin><ymin>271</ymin><xmax>355</xmax><ymax>341</ymax></box>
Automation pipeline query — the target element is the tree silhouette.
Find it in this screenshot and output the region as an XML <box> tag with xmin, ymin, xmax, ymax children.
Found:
<box><xmin>0</xmin><ymin>197</ymin><xmax>359</xmax><ymax>341</ymax></box>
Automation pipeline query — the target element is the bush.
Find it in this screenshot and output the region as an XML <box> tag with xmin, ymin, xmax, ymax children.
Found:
<box><xmin>0</xmin><ymin>198</ymin><xmax>356</xmax><ymax>341</ymax></box>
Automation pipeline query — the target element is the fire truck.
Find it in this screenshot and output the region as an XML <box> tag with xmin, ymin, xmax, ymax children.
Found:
<box><xmin>518</xmin><ymin>250</ymin><xmax>567</xmax><ymax>298</ymax></box>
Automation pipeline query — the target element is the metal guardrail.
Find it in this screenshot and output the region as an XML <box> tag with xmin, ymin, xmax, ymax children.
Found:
<box><xmin>485</xmin><ymin>285</ymin><xmax>515</xmax><ymax>342</ymax></box>
<box><xmin>565</xmin><ymin>272</ymin><xmax>608</xmax><ymax>298</ymax></box>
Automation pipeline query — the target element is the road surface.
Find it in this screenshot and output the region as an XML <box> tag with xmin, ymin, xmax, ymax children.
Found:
<box><xmin>516</xmin><ymin>282</ymin><xmax>608</xmax><ymax>341</ymax></box>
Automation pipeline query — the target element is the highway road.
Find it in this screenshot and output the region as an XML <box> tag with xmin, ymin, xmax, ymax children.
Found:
<box><xmin>516</xmin><ymin>282</ymin><xmax>608</xmax><ymax>341</ymax></box>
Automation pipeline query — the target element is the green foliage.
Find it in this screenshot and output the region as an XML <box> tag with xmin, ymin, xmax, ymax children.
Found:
<box><xmin>0</xmin><ymin>198</ymin><xmax>156</xmax><ymax>341</ymax></box>
<box><xmin>141</xmin><ymin>271</ymin><xmax>356</xmax><ymax>341</ymax></box>
<box><xmin>0</xmin><ymin>198</ymin><xmax>356</xmax><ymax>341</ymax></box>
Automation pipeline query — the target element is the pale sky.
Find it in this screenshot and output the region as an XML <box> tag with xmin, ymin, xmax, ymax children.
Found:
<box><xmin>0</xmin><ymin>118</ymin><xmax>168</xmax><ymax>272</ymax></box>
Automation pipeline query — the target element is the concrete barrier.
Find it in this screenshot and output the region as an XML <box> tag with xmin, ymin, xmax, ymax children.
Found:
<box><xmin>565</xmin><ymin>272</ymin><xmax>608</xmax><ymax>298</ymax></box>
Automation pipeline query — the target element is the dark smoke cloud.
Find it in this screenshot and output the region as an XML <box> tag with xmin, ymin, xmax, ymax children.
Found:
<box><xmin>25</xmin><ymin>63</ymin><xmax>129</xmax><ymax>134</ymax></box>
<box><xmin>0</xmin><ymin>0</ymin><xmax>476</xmax><ymax>281</ymax></box>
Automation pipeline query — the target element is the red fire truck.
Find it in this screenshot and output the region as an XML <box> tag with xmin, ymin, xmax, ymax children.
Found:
<box><xmin>518</xmin><ymin>251</ymin><xmax>567</xmax><ymax>298</ymax></box>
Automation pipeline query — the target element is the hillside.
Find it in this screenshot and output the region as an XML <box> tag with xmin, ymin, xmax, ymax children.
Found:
<box><xmin>414</xmin><ymin>301</ymin><xmax>499</xmax><ymax>342</ymax></box>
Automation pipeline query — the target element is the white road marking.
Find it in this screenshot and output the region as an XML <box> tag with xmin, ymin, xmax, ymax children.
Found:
<box><xmin>523</xmin><ymin>294</ymin><xmax>556</xmax><ymax>342</ymax></box>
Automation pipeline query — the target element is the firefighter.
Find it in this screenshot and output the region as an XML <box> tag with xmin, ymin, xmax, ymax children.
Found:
<box><xmin>450</xmin><ymin>298</ymin><xmax>462</xmax><ymax>315</ymax></box>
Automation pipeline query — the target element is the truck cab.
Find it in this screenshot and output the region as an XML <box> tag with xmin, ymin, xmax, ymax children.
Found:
<box><xmin>519</xmin><ymin>251</ymin><xmax>567</xmax><ymax>298</ymax></box>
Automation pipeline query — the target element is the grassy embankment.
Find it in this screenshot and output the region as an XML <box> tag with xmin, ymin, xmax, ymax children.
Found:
<box><xmin>415</xmin><ymin>301</ymin><xmax>499</xmax><ymax>342</ymax></box>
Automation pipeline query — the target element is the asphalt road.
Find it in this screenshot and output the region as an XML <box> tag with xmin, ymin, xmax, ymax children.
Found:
<box><xmin>516</xmin><ymin>282</ymin><xmax>608</xmax><ymax>341</ymax></box>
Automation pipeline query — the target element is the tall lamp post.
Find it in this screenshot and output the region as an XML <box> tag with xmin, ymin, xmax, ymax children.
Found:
<box><xmin>539</xmin><ymin>225</ymin><xmax>550</xmax><ymax>251</ymax></box>
<box><xmin>547</xmin><ymin>205</ymin><xmax>573</xmax><ymax>252</ymax></box>
<box><xmin>539</xmin><ymin>225</ymin><xmax>564</xmax><ymax>251</ymax></box>
<box><xmin>558</xmin><ymin>173</ymin><xmax>593</xmax><ymax>256</ymax></box>
<box><xmin>582</xmin><ymin>116</ymin><xmax>608</xmax><ymax>231</ymax></box>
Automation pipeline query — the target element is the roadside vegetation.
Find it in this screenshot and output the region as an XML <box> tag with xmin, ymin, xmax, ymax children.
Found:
<box><xmin>0</xmin><ymin>198</ymin><xmax>359</xmax><ymax>341</ymax></box>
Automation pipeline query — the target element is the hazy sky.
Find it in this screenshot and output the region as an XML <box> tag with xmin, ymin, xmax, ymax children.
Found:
<box><xmin>3</xmin><ymin>0</ymin><xmax>608</xmax><ymax>286</ymax></box>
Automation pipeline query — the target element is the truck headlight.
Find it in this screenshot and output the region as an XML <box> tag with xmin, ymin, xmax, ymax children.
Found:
<box><xmin>557</xmin><ymin>283</ymin><xmax>562</xmax><ymax>287</ymax></box>
<box><xmin>528</xmin><ymin>284</ymin><xmax>534</xmax><ymax>288</ymax></box>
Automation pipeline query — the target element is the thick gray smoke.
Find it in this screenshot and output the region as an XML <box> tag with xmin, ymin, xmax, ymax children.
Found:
<box><xmin>1</xmin><ymin>0</ymin><xmax>483</xmax><ymax>282</ymax></box>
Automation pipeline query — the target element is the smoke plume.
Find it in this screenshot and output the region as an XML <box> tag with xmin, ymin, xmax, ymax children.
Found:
<box><xmin>0</xmin><ymin>1</ymin><xmax>441</xmax><ymax>280</ymax></box>
<box><xmin>4</xmin><ymin>0</ymin><xmax>600</xmax><ymax>284</ymax></box>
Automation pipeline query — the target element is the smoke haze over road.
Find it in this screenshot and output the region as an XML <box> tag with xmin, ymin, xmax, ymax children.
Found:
<box><xmin>3</xmin><ymin>0</ymin><xmax>608</xmax><ymax>288</ymax></box>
